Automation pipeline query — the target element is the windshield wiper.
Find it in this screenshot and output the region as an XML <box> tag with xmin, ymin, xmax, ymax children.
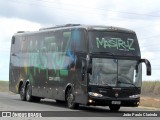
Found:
<box><xmin>117</xmin><ymin>81</ymin><xmax>139</xmax><ymax>89</ymax></box>
<box><xmin>92</xmin><ymin>83</ymin><xmax>109</xmax><ymax>86</ymax></box>
<box><xmin>101</xmin><ymin>83</ymin><xmax>110</xmax><ymax>86</ymax></box>
<box><xmin>90</xmin><ymin>52</ymin><xmax>116</xmax><ymax>59</ymax></box>
<box><xmin>100</xmin><ymin>84</ymin><xmax>112</xmax><ymax>88</ymax></box>
<box><xmin>90</xmin><ymin>83</ymin><xmax>111</xmax><ymax>87</ymax></box>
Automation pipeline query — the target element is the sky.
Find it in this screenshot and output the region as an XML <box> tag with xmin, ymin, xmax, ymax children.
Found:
<box><xmin>0</xmin><ymin>0</ymin><xmax>160</xmax><ymax>81</ymax></box>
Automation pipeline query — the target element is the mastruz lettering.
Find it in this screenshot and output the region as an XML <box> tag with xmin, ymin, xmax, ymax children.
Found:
<box><xmin>96</xmin><ymin>37</ymin><xmax>135</xmax><ymax>51</ymax></box>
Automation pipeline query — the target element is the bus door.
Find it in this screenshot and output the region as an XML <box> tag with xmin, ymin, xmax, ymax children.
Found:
<box><xmin>71</xmin><ymin>29</ymin><xmax>88</xmax><ymax>104</ymax></box>
<box><xmin>74</xmin><ymin>55</ymin><xmax>88</xmax><ymax>104</ymax></box>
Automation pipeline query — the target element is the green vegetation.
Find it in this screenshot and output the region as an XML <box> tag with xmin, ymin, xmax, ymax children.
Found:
<box><xmin>141</xmin><ymin>81</ymin><xmax>160</xmax><ymax>98</ymax></box>
<box><xmin>0</xmin><ymin>81</ymin><xmax>9</xmax><ymax>92</ymax></box>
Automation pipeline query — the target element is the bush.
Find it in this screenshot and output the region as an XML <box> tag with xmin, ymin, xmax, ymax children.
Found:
<box><xmin>141</xmin><ymin>81</ymin><xmax>160</xmax><ymax>96</ymax></box>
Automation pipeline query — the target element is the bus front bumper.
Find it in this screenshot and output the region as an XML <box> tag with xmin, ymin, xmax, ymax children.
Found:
<box><xmin>87</xmin><ymin>96</ymin><xmax>140</xmax><ymax>107</ymax></box>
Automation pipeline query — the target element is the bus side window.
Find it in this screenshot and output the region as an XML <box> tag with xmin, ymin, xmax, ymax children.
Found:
<box><xmin>11</xmin><ymin>37</ymin><xmax>16</xmax><ymax>56</ymax></box>
<box><xmin>12</xmin><ymin>36</ymin><xmax>15</xmax><ymax>44</ymax></box>
<box><xmin>44</xmin><ymin>36</ymin><xmax>56</xmax><ymax>52</ymax></box>
<box><xmin>63</xmin><ymin>31</ymin><xmax>71</xmax><ymax>52</ymax></box>
<box><xmin>55</xmin><ymin>31</ymin><xmax>63</xmax><ymax>52</ymax></box>
<box><xmin>14</xmin><ymin>37</ymin><xmax>21</xmax><ymax>53</ymax></box>
<box><xmin>72</xmin><ymin>29</ymin><xmax>86</xmax><ymax>52</ymax></box>
<box><xmin>28</xmin><ymin>39</ymin><xmax>33</xmax><ymax>53</ymax></box>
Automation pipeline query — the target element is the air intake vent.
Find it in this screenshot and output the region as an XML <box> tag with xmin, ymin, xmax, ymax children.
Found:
<box><xmin>39</xmin><ymin>24</ymin><xmax>81</xmax><ymax>31</ymax></box>
<box><xmin>17</xmin><ymin>31</ymin><xmax>25</xmax><ymax>33</ymax></box>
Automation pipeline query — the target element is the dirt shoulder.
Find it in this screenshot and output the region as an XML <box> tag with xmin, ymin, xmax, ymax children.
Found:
<box><xmin>140</xmin><ymin>96</ymin><xmax>160</xmax><ymax>109</ymax></box>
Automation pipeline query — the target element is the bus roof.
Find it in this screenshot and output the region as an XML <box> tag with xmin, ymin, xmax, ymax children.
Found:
<box><xmin>39</xmin><ymin>24</ymin><xmax>135</xmax><ymax>33</ymax></box>
<box><xmin>15</xmin><ymin>24</ymin><xmax>136</xmax><ymax>36</ymax></box>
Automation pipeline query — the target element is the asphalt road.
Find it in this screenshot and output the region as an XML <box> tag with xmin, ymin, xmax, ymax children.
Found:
<box><xmin>0</xmin><ymin>92</ymin><xmax>159</xmax><ymax>120</ymax></box>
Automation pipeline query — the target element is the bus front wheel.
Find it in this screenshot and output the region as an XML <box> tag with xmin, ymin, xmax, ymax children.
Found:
<box><xmin>109</xmin><ymin>105</ymin><xmax>120</xmax><ymax>112</ymax></box>
<box><xmin>66</xmin><ymin>88</ymin><xmax>79</xmax><ymax>109</ymax></box>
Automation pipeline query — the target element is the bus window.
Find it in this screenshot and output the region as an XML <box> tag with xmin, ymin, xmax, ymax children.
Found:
<box><xmin>72</xmin><ymin>30</ymin><xmax>86</xmax><ymax>52</ymax></box>
<box><xmin>12</xmin><ymin>36</ymin><xmax>15</xmax><ymax>44</ymax></box>
<box><xmin>63</xmin><ymin>31</ymin><xmax>71</xmax><ymax>52</ymax></box>
<box><xmin>14</xmin><ymin>37</ymin><xmax>21</xmax><ymax>53</ymax></box>
<box><xmin>44</xmin><ymin>36</ymin><xmax>56</xmax><ymax>52</ymax></box>
<box><xmin>89</xmin><ymin>31</ymin><xmax>140</xmax><ymax>56</ymax></box>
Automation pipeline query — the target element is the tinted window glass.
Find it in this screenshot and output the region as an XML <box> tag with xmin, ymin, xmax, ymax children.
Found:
<box><xmin>89</xmin><ymin>31</ymin><xmax>140</xmax><ymax>57</ymax></box>
<box><xmin>72</xmin><ymin>30</ymin><xmax>86</xmax><ymax>52</ymax></box>
<box><xmin>62</xmin><ymin>31</ymin><xmax>71</xmax><ymax>52</ymax></box>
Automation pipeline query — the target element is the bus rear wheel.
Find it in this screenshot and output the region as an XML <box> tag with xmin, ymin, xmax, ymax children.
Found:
<box><xmin>109</xmin><ymin>105</ymin><xmax>120</xmax><ymax>112</ymax></box>
<box><xmin>66</xmin><ymin>88</ymin><xmax>79</xmax><ymax>109</ymax></box>
<box><xmin>20</xmin><ymin>84</ymin><xmax>26</xmax><ymax>101</ymax></box>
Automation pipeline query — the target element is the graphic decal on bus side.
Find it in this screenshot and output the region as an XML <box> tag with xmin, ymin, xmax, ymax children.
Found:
<box><xmin>25</xmin><ymin>31</ymin><xmax>76</xmax><ymax>83</ymax></box>
<box><xmin>96</xmin><ymin>37</ymin><xmax>135</xmax><ymax>51</ymax></box>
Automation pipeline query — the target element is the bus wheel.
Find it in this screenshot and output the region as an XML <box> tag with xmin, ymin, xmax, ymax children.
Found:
<box><xmin>109</xmin><ymin>105</ymin><xmax>120</xmax><ymax>112</ymax></box>
<box><xmin>20</xmin><ymin>84</ymin><xmax>26</xmax><ymax>101</ymax></box>
<box><xmin>66</xmin><ymin>88</ymin><xmax>79</xmax><ymax>109</ymax></box>
<box><xmin>26</xmin><ymin>83</ymin><xmax>33</xmax><ymax>102</ymax></box>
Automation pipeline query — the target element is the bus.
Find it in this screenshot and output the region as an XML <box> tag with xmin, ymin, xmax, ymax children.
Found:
<box><xmin>9</xmin><ymin>24</ymin><xmax>151</xmax><ymax>111</ymax></box>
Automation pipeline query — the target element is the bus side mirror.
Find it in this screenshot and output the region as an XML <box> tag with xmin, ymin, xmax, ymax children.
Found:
<box><xmin>136</xmin><ymin>59</ymin><xmax>151</xmax><ymax>76</ymax></box>
<box><xmin>86</xmin><ymin>55</ymin><xmax>92</xmax><ymax>74</ymax></box>
<box><xmin>81</xmin><ymin>60</ymin><xmax>87</xmax><ymax>81</ymax></box>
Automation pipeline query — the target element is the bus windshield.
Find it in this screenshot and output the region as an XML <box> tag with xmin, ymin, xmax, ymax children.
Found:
<box><xmin>89</xmin><ymin>31</ymin><xmax>140</xmax><ymax>57</ymax></box>
<box><xmin>89</xmin><ymin>58</ymin><xmax>142</xmax><ymax>87</ymax></box>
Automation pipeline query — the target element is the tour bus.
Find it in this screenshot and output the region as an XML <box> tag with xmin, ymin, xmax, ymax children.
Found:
<box><xmin>9</xmin><ymin>24</ymin><xmax>151</xmax><ymax>111</ymax></box>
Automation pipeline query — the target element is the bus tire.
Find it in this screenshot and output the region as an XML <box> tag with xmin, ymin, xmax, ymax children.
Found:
<box><xmin>66</xmin><ymin>88</ymin><xmax>79</xmax><ymax>109</ymax></box>
<box><xmin>109</xmin><ymin>105</ymin><xmax>120</xmax><ymax>112</ymax></box>
<box><xmin>19</xmin><ymin>84</ymin><xmax>26</xmax><ymax>101</ymax></box>
<box><xmin>26</xmin><ymin>83</ymin><xmax>34</xmax><ymax>102</ymax></box>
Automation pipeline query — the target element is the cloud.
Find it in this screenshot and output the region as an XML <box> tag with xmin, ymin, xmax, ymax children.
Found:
<box><xmin>0</xmin><ymin>0</ymin><xmax>160</xmax><ymax>80</ymax></box>
<box><xmin>0</xmin><ymin>17</ymin><xmax>41</xmax><ymax>52</ymax></box>
<box><xmin>0</xmin><ymin>0</ymin><xmax>159</xmax><ymax>26</ymax></box>
<box><xmin>0</xmin><ymin>17</ymin><xmax>41</xmax><ymax>80</ymax></box>
<box><xmin>0</xmin><ymin>0</ymin><xmax>45</xmax><ymax>23</ymax></box>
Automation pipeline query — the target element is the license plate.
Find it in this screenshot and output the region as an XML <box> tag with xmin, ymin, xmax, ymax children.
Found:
<box><xmin>111</xmin><ymin>101</ymin><xmax>121</xmax><ymax>105</ymax></box>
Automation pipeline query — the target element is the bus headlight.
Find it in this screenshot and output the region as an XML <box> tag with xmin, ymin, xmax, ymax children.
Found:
<box><xmin>89</xmin><ymin>92</ymin><xmax>103</xmax><ymax>97</ymax></box>
<box><xmin>129</xmin><ymin>94</ymin><xmax>140</xmax><ymax>98</ymax></box>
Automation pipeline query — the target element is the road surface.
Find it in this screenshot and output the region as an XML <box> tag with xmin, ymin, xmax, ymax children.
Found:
<box><xmin>0</xmin><ymin>92</ymin><xmax>159</xmax><ymax>120</ymax></box>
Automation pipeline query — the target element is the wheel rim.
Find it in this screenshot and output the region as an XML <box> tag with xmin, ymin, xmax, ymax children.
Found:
<box><xmin>26</xmin><ymin>85</ymin><xmax>31</xmax><ymax>101</ymax></box>
<box><xmin>20</xmin><ymin>86</ymin><xmax>24</xmax><ymax>99</ymax></box>
<box><xmin>67</xmin><ymin>90</ymin><xmax>74</xmax><ymax>107</ymax></box>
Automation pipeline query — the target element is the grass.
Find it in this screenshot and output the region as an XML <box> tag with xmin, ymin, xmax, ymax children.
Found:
<box><xmin>0</xmin><ymin>81</ymin><xmax>9</xmax><ymax>92</ymax></box>
<box><xmin>140</xmin><ymin>81</ymin><xmax>160</xmax><ymax>108</ymax></box>
<box><xmin>141</xmin><ymin>81</ymin><xmax>160</xmax><ymax>98</ymax></box>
